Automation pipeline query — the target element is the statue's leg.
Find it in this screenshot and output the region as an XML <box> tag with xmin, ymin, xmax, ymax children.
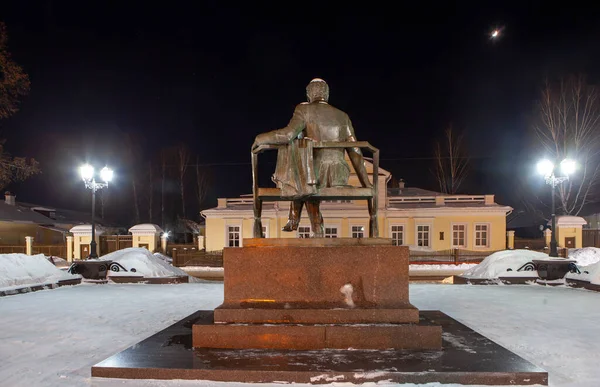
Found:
<box><xmin>282</xmin><ymin>200</ymin><xmax>303</xmax><ymax>232</ymax></box>
<box><xmin>306</xmin><ymin>199</ymin><xmax>324</xmax><ymax>237</ymax></box>
<box><xmin>253</xmin><ymin>199</ymin><xmax>263</xmax><ymax>238</ymax></box>
<box><xmin>368</xmin><ymin>198</ymin><xmax>379</xmax><ymax>238</ymax></box>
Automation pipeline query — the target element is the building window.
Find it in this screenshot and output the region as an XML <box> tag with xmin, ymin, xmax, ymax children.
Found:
<box><xmin>298</xmin><ymin>226</ymin><xmax>311</xmax><ymax>238</ymax></box>
<box><xmin>351</xmin><ymin>225</ymin><xmax>364</xmax><ymax>238</ymax></box>
<box><xmin>227</xmin><ymin>226</ymin><xmax>241</xmax><ymax>247</ymax></box>
<box><xmin>325</xmin><ymin>227</ymin><xmax>338</xmax><ymax>238</ymax></box>
<box><xmin>262</xmin><ymin>226</ymin><xmax>267</xmax><ymax>238</ymax></box>
<box><xmin>391</xmin><ymin>225</ymin><xmax>404</xmax><ymax>246</ymax></box>
<box><xmin>452</xmin><ymin>224</ymin><xmax>466</xmax><ymax>248</ymax></box>
<box><xmin>416</xmin><ymin>225</ymin><xmax>430</xmax><ymax>247</ymax></box>
<box><xmin>475</xmin><ymin>224</ymin><xmax>489</xmax><ymax>247</ymax></box>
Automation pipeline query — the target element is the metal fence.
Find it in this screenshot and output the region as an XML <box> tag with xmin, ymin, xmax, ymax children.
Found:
<box><xmin>166</xmin><ymin>243</ymin><xmax>198</xmax><ymax>257</ymax></box>
<box><xmin>172</xmin><ymin>249</ymin><xmax>223</xmax><ymax>267</ymax></box>
<box><xmin>514</xmin><ymin>237</ymin><xmax>547</xmax><ymax>250</ymax></box>
<box><xmin>100</xmin><ymin>235</ymin><xmax>133</xmax><ymax>254</ymax></box>
<box><xmin>583</xmin><ymin>230</ymin><xmax>600</xmax><ymax>248</ymax></box>
<box><xmin>32</xmin><ymin>245</ymin><xmax>66</xmax><ymax>257</ymax></box>
<box><xmin>0</xmin><ymin>245</ymin><xmax>26</xmax><ymax>254</ymax></box>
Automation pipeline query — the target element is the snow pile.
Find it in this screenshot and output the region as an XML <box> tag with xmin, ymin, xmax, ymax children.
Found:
<box><xmin>567</xmin><ymin>260</ymin><xmax>600</xmax><ymax>285</ymax></box>
<box><xmin>462</xmin><ymin>249</ymin><xmax>548</xmax><ymax>279</ymax></box>
<box><xmin>0</xmin><ymin>253</ymin><xmax>80</xmax><ymax>290</ymax></box>
<box><xmin>153</xmin><ymin>252</ymin><xmax>172</xmax><ymax>263</ymax></box>
<box><xmin>100</xmin><ymin>248</ymin><xmax>196</xmax><ymax>280</ymax></box>
<box><xmin>569</xmin><ymin>247</ymin><xmax>600</xmax><ymax>266</ymax></box>
<box><xmin>46</xmin><ymin>256</ymin><xmax>69</xmax><ymax>268</ymax></box>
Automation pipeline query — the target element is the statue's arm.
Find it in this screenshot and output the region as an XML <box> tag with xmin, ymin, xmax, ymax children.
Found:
<box><xmin>346</xmin><ymin>118</ymin><xmax>372</xmax><ymax>188</ymax></box>
<box><xmin>253</xmin><ymin>106</ymin><xmax>306</xmax><ymax>149</ymax></box>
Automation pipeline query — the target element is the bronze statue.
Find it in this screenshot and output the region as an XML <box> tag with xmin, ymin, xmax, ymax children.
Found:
<box><xmin>252</xmin><ymin>79</ymin><xmax>372</xmax><ymax>237</ymax></box>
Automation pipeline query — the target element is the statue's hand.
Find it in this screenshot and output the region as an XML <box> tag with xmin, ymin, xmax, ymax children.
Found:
<box><xmin>252</xmin><ymin>133</ymin><xmax>269</xmax><ymax>151</ymax></box>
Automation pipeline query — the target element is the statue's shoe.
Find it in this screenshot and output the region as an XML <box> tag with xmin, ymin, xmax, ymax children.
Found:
<box><xmin>282</xmin><ymin>220</ymin><xmax>299</xmax><ymax>232</ymax></box>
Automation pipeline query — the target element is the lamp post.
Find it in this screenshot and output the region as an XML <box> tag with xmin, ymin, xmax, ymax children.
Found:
<box><xmin>536</xmin><ymin>158</ymin><xmax>577</xmax><ymax>257</ymax></box>
<box><xmin>79</xmin><ymin>164</ymin><xmax>113</xmax><ymax>259</ymax></box>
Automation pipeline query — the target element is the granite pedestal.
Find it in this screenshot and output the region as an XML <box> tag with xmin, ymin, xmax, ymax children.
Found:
<box><xmin>193</xmin><ymin>238</ymin><xmax>441</xmax><ymax>350</ymax></box>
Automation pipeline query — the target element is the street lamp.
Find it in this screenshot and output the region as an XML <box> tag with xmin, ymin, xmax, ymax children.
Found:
<box><xmin>536</xmin><ymin>158</ymin><xmax>577</xmax><ymax>257</ymax></box>
<box><xmin>79</xmin><ymin>164</ymin><xmax>113</xmax><ymax>259</ymax></box>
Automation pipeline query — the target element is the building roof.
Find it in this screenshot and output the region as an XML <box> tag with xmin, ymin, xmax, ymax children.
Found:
<box><xmin>0</xmin><ymin>201</ymin><xmax>56</xmax><ymax>224</ymax></box>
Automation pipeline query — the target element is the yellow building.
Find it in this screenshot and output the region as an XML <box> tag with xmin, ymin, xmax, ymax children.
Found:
<box><xmin>201</xmin><ymin>163</ymin><xmax>512</xmax><ymax>252</ymax></box>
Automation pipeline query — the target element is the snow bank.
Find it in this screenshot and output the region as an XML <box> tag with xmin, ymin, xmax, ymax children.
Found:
<box><xmin>569</xmin><ymin>247</ymin><xmax>600</xmax><ymax>266</ymax></box>
<box><xmin>153</xmin><ymin>252</ymin><xmax>172</xmax><ymax>263</ymax></box>
<box><xmin>100</xmin><ymin>248</ymin><xmax>198</xmax><ymax>281</ymax></box>
<box><xmin>0</xmin><ymin>253</ymin><xmax>80</xmax><ymax>290</ymax></box>
<box><xmin>462</xmin><ymin>249</ymin><xmax>547</xmax><ymax>279</ymax></box>
<box><xmin>567</xmin><ymin>260</ymin><xmax>600</xmax><ymax>285</ymax></box>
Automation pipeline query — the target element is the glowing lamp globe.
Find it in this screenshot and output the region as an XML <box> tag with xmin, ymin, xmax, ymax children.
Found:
<box><xmin>536</xmin><ymin>159</ymin><xmax>554</xmax><ymax>178</ymax></box>
<box><xmin>80</xmin><ymin>164</ymin><xmax>94</xmax><ymax>181</ymax></box>
<box><xmin>100</xmin><ymin>167</ymin><xmax>114</xmax><ymax>183</ymax></box>
<box><xmin>560</xmin><ymin>159</ymin><xmax>577</xmax><ymax>176</ymax></box>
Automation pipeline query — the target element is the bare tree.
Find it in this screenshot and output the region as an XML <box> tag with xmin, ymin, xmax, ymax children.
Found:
<box><xmin>160</xmin><ymin>149</ymin><xmax>167</xmax><ymax>228</ymax></box>
<box><xmin>177</xmin><ymin>144</ymin><xmax>190</xmax><ymax>218</ymax></box>
<box><xmin>533</xmin><ymin>75</ymin><xmax>600</xmax><ymax>215</ymax></box>
<box><xmin>99</xmin><ymin>189</ymin><xmax>107</xmax><ymax>219</ymax></box>
<box><xmin>132</xmin><ymin>180</ymin><xmax>140</xmax><ymax>224</ymax></box>
<box><xmin>147</xmin><ymin>161</ymin><xmax>153</xmax><ymax>223</ymax></box>
<box><xmin>195</xmin><ymin>156</ymin><xmax>208</xmax><ymax>212</ymax></box>
<box><xmin>0</xmin><ymin>24</ymin><xmax>40</xmax><ymax>188</ymax></box>
<box><xmin>0</xmin><ymin>22</ymin><xmax>30</xmax><ymax>120</ymax></box>
<box><xmin>434</xmin><ymin>125</ymin><xmax>469</xmax><ymax>194</ymax></box>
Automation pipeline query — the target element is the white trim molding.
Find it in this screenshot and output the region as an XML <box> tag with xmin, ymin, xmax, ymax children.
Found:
<box><xmin>474</xmin><ymin>222</ymin><xmax>491</xmax><ymax>249</ymax></box>
<box><xmin>451</xmin><ymin>222</ymin><xmax>468</xmax><ymax>248</ymax></box>
<box><xmin>225</xmin><ymin>223</ymin><xmax>242</xmax><ymax>248</ymax></box>
<box><xmin>415</xmin><ymin>222</ymin><xmax>433</xmax><ymax>249</ymax></box>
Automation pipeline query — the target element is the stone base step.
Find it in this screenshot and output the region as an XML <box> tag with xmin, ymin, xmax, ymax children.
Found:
<box><xmin>214</xmin><ymin>304</ymin><xmax>419</xmax><ymax>324</ymax></box>
<box><xmin>193</xmin><ymin>322</ymin><xmax>441</xmax><ymax>350</ymax></box>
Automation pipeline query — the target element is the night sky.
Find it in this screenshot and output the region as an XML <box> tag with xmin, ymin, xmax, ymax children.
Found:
<box><xmin>2</xmin><ymin>2</ymin><xmax>600</xmax><ymax>224</ymax></box>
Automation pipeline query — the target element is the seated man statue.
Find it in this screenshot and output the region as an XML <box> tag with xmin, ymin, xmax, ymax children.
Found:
<box><xmin>252</xmin><ymin>78</ymin><xmax>371</xmax><ymax>237</ymax></box>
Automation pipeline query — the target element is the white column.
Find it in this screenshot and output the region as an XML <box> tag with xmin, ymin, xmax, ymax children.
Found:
<box><xmin>25</xmin><ymin>236</ymin><xmax>34</xmax><ymax>255</ymax></box>
<box><xmin>161</xmin><ymin>235</ymin><xmax>168</xmax><ymax>254</ymax></box>
<box><xmin>66</xmin><ymin>235</ymin><xmax>74</xmax><ymax>262</ymax></box>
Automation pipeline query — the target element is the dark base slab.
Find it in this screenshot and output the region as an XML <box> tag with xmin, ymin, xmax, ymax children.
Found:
<box><xmin>453</xmin><ymin>275</ymin><xmax>538</xmax><ymax>285</ymax></box>
<box><xmin>566</xmin><ymin>278</ymin><xmax>600</xmax><ymax>292</ymax></box>
<box><xmin>92</xmin><ymin>310</ymin><xmax>547</xmax><ymax>385</ymax></box>
<box><xmin>108</xmin><ymin>276</ymin><xmax>147</xmax><ymax>284</ymax></box>
<box><xmin>146</xmin><ymin>276</ymin><xmax>189</xmax><ymax>284</ymax></box>
<box><xmin>0</xmin><ymin>278</ymin><xmax>82</xmax><ymax>297</ymax></box>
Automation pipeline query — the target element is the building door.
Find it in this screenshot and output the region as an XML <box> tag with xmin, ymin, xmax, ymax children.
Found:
<box><xmin>565</xmin><ymin>237</ymin><xmax>576</xmax><ymax>248</ymax></box>
<box><xmin>80</xmin><ymin>244</ymin><xmax>90</xmax><ymax>258</ymax></box>
<box><xmin>139</xmin><ymin>243</ymin><xmax>149</xmax><ymax>250</ymax></box>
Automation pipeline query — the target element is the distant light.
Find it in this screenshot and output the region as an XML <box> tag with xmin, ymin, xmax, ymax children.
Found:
<box><xmin>163</xmin><ymin>231</ymin><xmax>170</xmax><ymax>239</ymax></box>
<box><xmin>560</xmin><ymin>159</ymin><xmax>577</xmax><ymax>176</ymax></box>
<box><xmin>490</xmin><ymin>27</ymin><xmax>503</xmax><ymax>40</ymax></box>
<box><xmin>537</xmin><ymin>159</ymin><xmax>554</xmax><ymax>177</ymax></box>
<box><xmin>100</xmin><ymin>167</ymin><xmax>113</xmax><ymax>183</ymax></box>
<box><xmin>80</xmin><ymin>164</ymin><xmax>94</xmax><ymax>181</ymax></box>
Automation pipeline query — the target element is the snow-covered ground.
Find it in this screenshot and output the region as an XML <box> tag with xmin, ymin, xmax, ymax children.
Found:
<box><xmin>0</xmin><ymin>283</ymin><xmax>598</xmax><ymax>387</ymax></box>
<box><xmin>0</xmin><ymin>253</ymin><xmax>80</xmax><ymax>291</ymax></box>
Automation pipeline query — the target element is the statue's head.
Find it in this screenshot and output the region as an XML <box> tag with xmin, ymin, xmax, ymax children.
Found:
<box><xmin>306</xmin><ymin>78</ymin><xmax>329</xmax><ymax>103</ymax></box>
